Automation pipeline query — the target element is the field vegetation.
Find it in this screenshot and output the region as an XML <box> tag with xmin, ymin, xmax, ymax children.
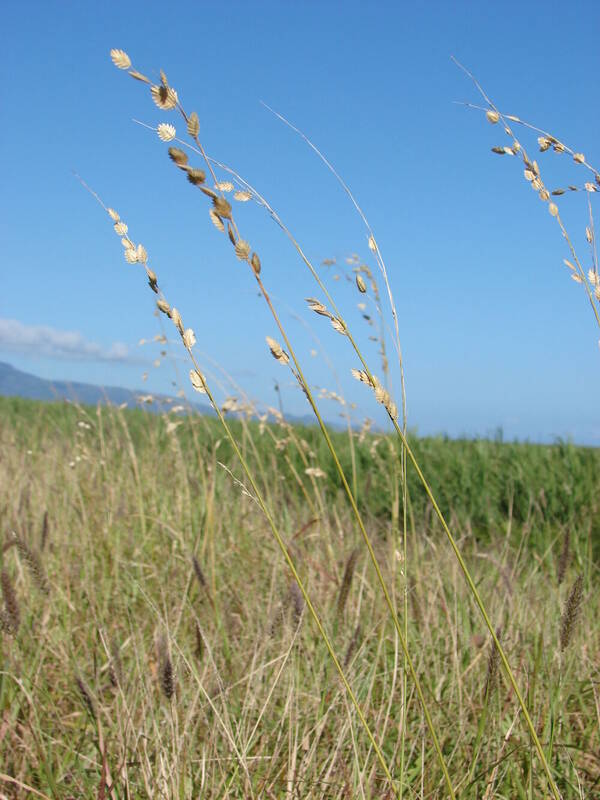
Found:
<box><xmin>1</xmin><ymin>49</ymin><xmax>599</xmax><ymax>799</ymax></box>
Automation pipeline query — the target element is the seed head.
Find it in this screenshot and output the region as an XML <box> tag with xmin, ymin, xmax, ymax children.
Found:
<box><xmin>110</xmin><ymin>49</ymin><xmax>131</xmax><ymax>70</ymax></box>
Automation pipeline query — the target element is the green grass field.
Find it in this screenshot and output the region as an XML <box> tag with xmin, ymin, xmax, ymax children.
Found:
<box><xmin>1</xmin><ymin>395</ymin><xmax>598</xmax><ymax>798</ymax></box>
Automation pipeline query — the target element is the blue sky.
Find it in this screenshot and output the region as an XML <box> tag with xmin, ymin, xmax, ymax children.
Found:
<box><xmin>2</xmin><ymin>0</ymin><xmax>600</xmax><ymax>442</ymax></box>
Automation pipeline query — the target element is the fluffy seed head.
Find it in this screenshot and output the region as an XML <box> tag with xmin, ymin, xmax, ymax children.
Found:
<box><xmin>234</xmin><ymin>190</ymin><xmax>252</xmax><ymax>202</ymax></box>
<box><xmin>114</xmin><ymin>222</ymin><xmax>128</xmax><ymax>236</ymax></box>
<box><xmin>215</xmin><ymin>181</ymin><xmax>234</xmax><ymax>192</ymax></box>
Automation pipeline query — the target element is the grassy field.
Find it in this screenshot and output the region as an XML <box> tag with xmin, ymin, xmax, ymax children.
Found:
<box><xmin>1</xmin><ymin>395</ymin><xmax>598</xmax><ymax>798</ymax></box>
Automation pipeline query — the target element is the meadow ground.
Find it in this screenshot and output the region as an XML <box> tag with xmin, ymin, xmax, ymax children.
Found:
<box><xmin>0</xmin><ymin>395</ymin><xmax>598</xmax><ymax>798</ymax></box>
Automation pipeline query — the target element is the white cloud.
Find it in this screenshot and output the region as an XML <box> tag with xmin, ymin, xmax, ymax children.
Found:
<box><xmin>0</xmin><ymin>318</ymin><xmax>144</xmax><ymax>363</ymax></box>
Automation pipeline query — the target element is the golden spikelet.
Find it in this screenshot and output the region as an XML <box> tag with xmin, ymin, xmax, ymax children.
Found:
<box><xmin>186</xmin><ymin>168</ymin><xmax>206</xmax><ymax>186</ymax></box>
<box><xmin>190</xmin><ymin>369</ymin><xmax>207</xmax><ymax>393</ymax></box>
<box><xmin>110</xmin><ymin>49</ymin><xmax>131</xmax><ymax>70</ymax></box>
<box><xmin>234</xmin><ymin>239</ymin><xmax>251</xmax><ymax>260</ymax></box>
<box><xmin>128</xmin><ymin>70</ymin><xmax>150</xmax><ymax>83</ymax></box>
<box><xmin>486</xmin><ymin>110</ymin><xmax>500</xmax><ymax>124</ymax></box>
<box><xmin>251</xmin><ymin>252</ymin><xmax>261</xmax><ymax>275</ymax></box>
<box><xmin>234</xmin><ymin>190</ymin><xmax>252</xmax><ymax>202</ymax></box>
<box><xmin>187</xmin><ymin>112</ymin><xmax>200</xmax><ymax>137</ymax></box>
<box><xmin>168</xmin><ymin>147</ymin><xmax>188</xmax><ymax>167</ymax></box>
<box><xmin>209</xmin><ymin>208</ymin><xmax>225</xmax><ymax>232</ymax></box>
<box><xmin>548</xmin><ymin>202</ymin><xmax>559</xmax><ymax>217</ymax></box>
<box><xmin>114</xmin><ymin>222</ymin><xmax>128</xmax><ymax>236</ymax></box>
<box><xmin>356</xmin><ymin>274</ymin><xmax>367</xmax><ymax>293</ymax></box>
<box><xmin>266</xmin><ymin>336</ymin><xmax>289</xmax><ymax>366</ymax></box>
<box><xmin>330</xmin><ymin>317</ymin><xmax>346</xmax><ymax>336</ymax></box>
<box><xmin>215</xmin><ymin>181</ymin><xmax>234</xmax><ymax>193</ymax></box>
<box><xmin>182</xmin><ymin>328</ymin><xmax>196</xmax><ymax>350</ymax></box>
<box><xmin>157</xmin><ymin>123</ymin><xmax>176</xmax><ymax>142</ymax></box>
<box><xmin>157</xmin><ymin>299</ymin><xmax>171</xmax><ymax>315</ymax></box>
<box><xmin>573</xmin><ymin>152</ymin><xmax>585</xmax><ymax>164</ymax></box>
<box><xmin>107</xmin><ymin>208</ymin><xmax>120</xmax><ymax>222</ymax></box>
<box><xmin>212</xmin><ymin>196</ymin><xmax>232</xmax><ymax>220</ymax></box>
<box><xmin>151</xmin><ymin>84</ymin><xmax>178</xmax><ymax>110</ymax></box>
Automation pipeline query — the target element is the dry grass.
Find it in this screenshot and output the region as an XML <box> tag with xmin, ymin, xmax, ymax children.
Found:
<box><xmin>0</xmin><ymin>49</ymin><xmax>598</xmax><ymax>798</ymax></box>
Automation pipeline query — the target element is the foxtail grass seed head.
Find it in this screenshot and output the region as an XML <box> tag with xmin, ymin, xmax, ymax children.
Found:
<box><xmin>194</xmin><ymin>621</ymin><xmax>204</xmax><ymax>660</ymax></box>
<box><xmin>158</xmin><ymin>635</ymin><xmax>175</xmax><ymax>700</ymax></box>
<box><xmin>484</xmin><ymin>628</ymin><xmax>501</xmax><ymax>698</ymax></box>
<box><xmin>266</xmin><ymin>336</ymin><xmax>289</xmax><ymax>366</ymax></box>
<box><xmin>157</xmin><ymin>123</ymin><xmax>176</xmax><ymax>142</ymax></box>
<box><xmin>337</xmin><ymin>549</ymin><xmax>359</xmax><ymax>619</ymax></box>
<box><xmin>76</xmin><ymin>675</ymin><xmax>96</xmax><ymax>720</ymax></box>
<box><xmin>289</xmin><ymin>580</ymin><xmax>304</xmax><ymax>624</ymax></box>
<box><xmin>192</xmin><ymin>555</ymin><xmax>207</xmax><ymax>588</ymax></box>
<box><xmin>187</xmin><ymin>111</ymin><xmax>200</xmax><ymax>137</ymax></box>
<box><xmin>110</xmin><ymin>49</ymin><xmax>131</xmax><ymax>70</ymax></box>
<box><xmin>109</xmin><ymin>640</ymin><xmax>123</xmax><ymax>688</ymax></box>
<box><xmin>189</xmin><ymin>369</ymin><xmax>207</xmax><ymax>393</ymax></box>
<box><xmin>40</xmin><ymin>510</ymin><xmax>49</xmax><ymax>551</ymax></box>
<box><xmin>560</xmin><ymin>574</ymin><xmax>584</xmax><ymax>651</ymax></box>
<box><xmin>486</xmin><ymin>109</ymin><xmax>500</xmax><ymax>124</ymax></box>
<box><xmin>1</xmin><ymin>570</ymin><xmax>20</xmax><ymax>634</ymax></box>
<box><xmin>11</xmin><ymin>533</ymin><xmax>49</xmax><ymax>594</ymax></box>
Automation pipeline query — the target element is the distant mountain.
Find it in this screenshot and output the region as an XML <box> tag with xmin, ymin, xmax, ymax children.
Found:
<box><xmin>0</xmin><ymin>361</ymin><xmax>210</xmax><ymax>413</ymax></box>
<box><xmin>0</xmin><ymin>361</ymin><xmax>326</xmax><ymax>428</ymax></box>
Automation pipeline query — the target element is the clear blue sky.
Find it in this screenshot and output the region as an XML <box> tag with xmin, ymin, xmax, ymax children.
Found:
<box><xmin>2</xmin><ymin>0</ymin><xmax>600</xmax><ymax>442</ymax></box>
